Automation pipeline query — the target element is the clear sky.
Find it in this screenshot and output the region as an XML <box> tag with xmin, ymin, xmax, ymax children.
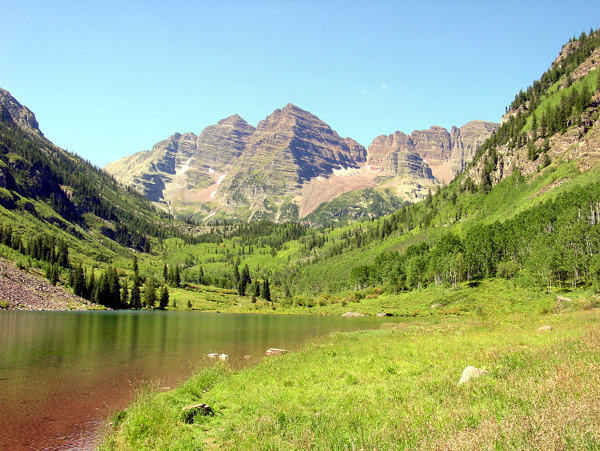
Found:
<box><xmin>2</xmin><ymin>1</ymin><xmax>599</xmax><ymax>167</ymax></box>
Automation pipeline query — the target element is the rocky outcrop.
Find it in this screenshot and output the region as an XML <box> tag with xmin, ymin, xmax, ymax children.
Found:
<box><xmin>450</xmin><ymin>121</ymin><xmax>500</xmax><ymax>175</ymax></box>
<box><xmin>0</xmin><ymin>260</ymin><xmax>96</xmax><ymax>311</ymax></box>
<box><xmin>341</xmin><ymin>311</ymin><xmax>367</xmax><ymax>317</ymax></box>
<box><xmin>106</xmin><ymin>104</ymin><xmax>367</xmax><ymax>220</ymax></box>
<box><xmin>0</xmin><ymin>88</ymin><xmax>42</xmax><ymax>135</ymax></box>
<box><xmin>104</xmin><ymin>115</ymin><xmax>255</xmax><ymax>203</ymax></box>
<box><xmin>367</xmin><ymin>121</ymin><xmax>498</xmax><ymax>183</ymax></box>
<box><xmin>266</xmin><ymin>348</ymin><xmax>288</xmax><ymax>356</ymax></box>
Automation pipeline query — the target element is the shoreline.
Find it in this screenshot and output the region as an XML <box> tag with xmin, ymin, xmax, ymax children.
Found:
<box><xmin>100</xmin><ymin>308</ymin><xmax>600</xmax><ymax>450</ymax></box>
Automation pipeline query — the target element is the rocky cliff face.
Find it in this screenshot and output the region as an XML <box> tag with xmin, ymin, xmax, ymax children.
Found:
<box><xmin>220</xmin><ymin>104</ymin><xmax>366</xmax><ymax>201</ymax></box>
<box><xmin>450</xmin><ymin>121</ymin><xmax>501</xmax><ymax>175</ymax></box>
<box><xmin>367</xmin><ymin>121</ymin><xmax>498</xmax><ymax>184</ymax></box>
<box><xmin>0</xmin><ymin>88</ymin><xmax>42</xmax><ymax>135</ymax></box>
<box><xmin>104</xmin><ymin>115</ymin><xmax>255</xmax><ymax>203</ymax></box>
<box><xmin>106</xmin><ymin>104</ymin><xmax>369</xmax><ymax>220</ymax></box>
<box><xmin>105</xmin><ymin>104</ymin><xmax>496</xmax><ymax>223</ymax></box>
<box><xmin>367</xmin><ymin>132</ymin><xmax>434</xmax><ymax>181</ymax></box>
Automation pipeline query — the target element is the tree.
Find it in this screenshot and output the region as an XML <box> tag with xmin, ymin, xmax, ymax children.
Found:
<box><xmin>143</xmin><ymin>276</ymin><xmax>157</xmax><ymax>308</ymax></box>
<box><xmin>71</xmin><ymin>263</ymin><xmax>86</xmax><ymax>297</ymax></box>
<box><xmin>130</xmin><ymin>284</ymin><xmax>142</xmax><ymax>309</ymax></box>
<box><xmin>158</xmin><ymin>285</ymin><xmax>169</xmax><ymax>309</ymax></box>
<box><xmin>132</xmin><ymin>256</ymin><xmax>139</xmax><ymax>276</ymax></box>
<box><xmin>261</xmin><ymin>278</ymin><xmax>271</xmax><ymax>302</ymax></box>
<box><xmin>174</xmin><ymin>266</ymin><xmax>181</xmax><ymax>288</ymax></box>
<box><xmin>86</xmin><ymin>269</ymin><xmax>96</xmax><ymax>301</ymax></box>
<box><xmin>254</xmin><ymin>280</ymin><xmax>261</xmax><ymax>298</ymax></box>
<box><xmin>238</xmin><ymin>264</ymin><xmax>251</xmax><ymax>296</ymax></box>
<box><xmin>527</xmin><ymin>140</ymin><xmax>538</xmax><ymax>161</ymax></box>
<box><xmin>121</xmin><ymin>283</ymin><xmax>129</xmax><ymax>306</ymax></box>
<box><xmin>46</xmin><ymin>263</ymin><xmax>59</xmax><ymax>286</ymax></box>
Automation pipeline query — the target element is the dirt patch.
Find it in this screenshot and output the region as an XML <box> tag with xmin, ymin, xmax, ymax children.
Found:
<box><xmin>427</xmin><ymin>161</ymin><xmax>453</xmax><ymax>184</ymax></box>
<box><xmin>298</xmin><ymin>168</ymin><xmax>380</xmax><ymax>217</ymax></box>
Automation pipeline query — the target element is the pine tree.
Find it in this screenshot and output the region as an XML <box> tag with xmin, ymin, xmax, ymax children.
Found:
<box><xmin>46</xmin><ymin>263</ymin><xmax>59</xmax><ymax>285</ymax></box>
<box><xmin>238</xmin><ymin>264</ymin><xmax>251</xmax><ymax>296</ymax></box>
<box><xmin>261</xmin><ymin>278</ymin><xmax>271</xmax><ymax>302</ymax></box>
<box><xmin>159</xmin><ymin>285</ymin><xmax>169</xmax><ymax>309</ymax></box>
<box><xmin>174</xmin><ymin>266</ymin><xmax>181</xmax><ymax>288</ymax></box>
<box><xmin>143</xmin><ymin>276</ymin><xmax>157</xmax><ymax>308</ymax></box>
<box><xmin>121</xmin><ymin>283</ymin><xmax>129</xmax><ymax>306</ymax></box>
<box><xmin>254</xmin><ymin>280</ymin><xmax>261</xmax><ymax>298</ymax></box>
<box><xmin>87</xmin><ymin>269</ymin><xmax>96</xmax><ymax>301</ymax></box>
<box><xmin>130</xmin><ymin>285</ymin><xmax>142</xmax><ymax>309</ymax></box>
<box><xmin>527</xmin><ymin>140</ymin><xmax>538</xmax><ymax>161</ymax></box>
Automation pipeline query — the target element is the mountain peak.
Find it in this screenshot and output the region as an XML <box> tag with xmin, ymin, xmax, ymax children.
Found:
<box><xmin>218</xmin><ymin>114</ymin><xmax>249</xmax><ymax>126</ymax></box>
<box><xmin>0</xmin><ymin>88</ymin><xmax>42</xmax><ymax>135</ymax></box>
<box><xmin>283</xmin><ymin>103</ymin><xmax>303</xmax><ymax>111</ymax></box>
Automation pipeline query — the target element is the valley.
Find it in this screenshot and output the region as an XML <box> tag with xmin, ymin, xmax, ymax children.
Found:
<box><xmin>1</xmin><ymin>28</ymin><xmax>600</xmax><ymax>451</ymax></box>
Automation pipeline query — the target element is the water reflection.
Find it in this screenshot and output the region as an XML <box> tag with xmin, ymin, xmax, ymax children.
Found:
<box><xmin>0</xmin><ymin>311</ymin><xmax>404</xmax><ymax>450</ymax></box>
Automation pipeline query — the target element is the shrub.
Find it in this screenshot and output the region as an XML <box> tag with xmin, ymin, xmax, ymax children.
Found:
<box><xmin>497</xmin><ymin>261</ymin><xmax>520</xmax><ymax>280</ymax></box>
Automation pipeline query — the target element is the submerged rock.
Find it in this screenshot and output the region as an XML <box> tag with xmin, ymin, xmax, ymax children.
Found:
<box><xmin>458</xmin><ymin>366</ymin><xmax>489</xmax><ymax>385</ymax></box>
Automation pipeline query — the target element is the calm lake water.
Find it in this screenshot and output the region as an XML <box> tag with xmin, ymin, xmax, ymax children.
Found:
<box><xmin>0</xmin><ymin>310</ymin><xmax>402</xmax><ymax>450</ymax></box>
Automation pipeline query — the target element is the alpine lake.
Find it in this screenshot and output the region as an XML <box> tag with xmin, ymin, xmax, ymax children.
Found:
<box><xmin>0</xmin><ymin>310</ymin><xmax>405</xmax><ymax>450</ymax></box>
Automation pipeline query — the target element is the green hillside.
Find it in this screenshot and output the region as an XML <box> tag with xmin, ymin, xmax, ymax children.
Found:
<box><xmin>2</xmin><ymin>30</ymin><xmax>600</xmax><ymax>318</ymax></box>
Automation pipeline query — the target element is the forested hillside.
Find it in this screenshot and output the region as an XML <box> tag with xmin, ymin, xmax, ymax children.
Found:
<box><xmin>2</xmin><ymin>30</ymin><xmax>600</xmax><ymax>314</ymax></box>
<box><xmin>269</xmin><ymin>29</ymin><xmax>600</xmax><ymax>300</ymax></box>
<box><xmin>0</xmin><ymin>91</ymin><xmax>200</xmax><ymax>309</ymax></box>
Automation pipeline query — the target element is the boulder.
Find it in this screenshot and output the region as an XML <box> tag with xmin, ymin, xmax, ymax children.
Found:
<box><xmin>207</xmin><ymin>353</ymin><xmax>219</xmax><ymax>358</ymax></box>
<box><xmin>556</xmin><ymin>296</ymin><xmax>571</xmax><ymax>303</ymax></box>
<box><xmin>458</xmin><ymin>366</ymin><xmax>489</xmax><ymax>385</ymax></box>
<box><xmin>537</xmin><ymin>325</ymin><xmax>553</xmax><ymax>331</ymax></box>
<box><xmin>181</xmin><ymin>403</ymin><xmax>214</xmax><ymax>423</ymax></box>
<box><xmin>376</xmin><ymin>312</ymin><xmax>392</xmax><ymax>317</ymax></box>
<box><xmin>341</xmin><ymin>312</ymin><xmax>366</xmax><ymax>317</ymax></box>
<box><xmin>218</xmin><ymin>354</ymin><xmax>228</xmax><ymax>360</ymax></box>
<box><xmin>266</xmin><ymin>348</ymin><xmax>288</xmax><ymax>356</ymax></box>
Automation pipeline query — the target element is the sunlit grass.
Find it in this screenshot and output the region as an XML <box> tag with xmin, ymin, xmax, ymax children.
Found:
<box><xmin>101</xmin><ymin>309</ymin><xmax>600</xmax><ymax>450</ymax></box>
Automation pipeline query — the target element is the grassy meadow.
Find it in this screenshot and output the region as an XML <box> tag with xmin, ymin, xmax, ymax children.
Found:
<box><xmin>101</xmin><ymin>291</ymin><xmax>600</xmax><ymax>450</ymax></box>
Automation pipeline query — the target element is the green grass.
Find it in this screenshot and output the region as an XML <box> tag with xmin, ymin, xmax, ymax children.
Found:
<box><xmin>160</xmin><ymin>276</ymin><xmax>598</xmax><ymax>319</ymax></box>
<box><xmin>101</xmin><ymin>308</ymin><xmax>600</xmax><ymax>450</ymax></box>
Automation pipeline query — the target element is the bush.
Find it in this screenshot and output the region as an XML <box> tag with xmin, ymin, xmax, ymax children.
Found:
<box><xmin>497</xmin><ymin>261</ymin><xmax>520</xmax><ymax>280</ymax></box>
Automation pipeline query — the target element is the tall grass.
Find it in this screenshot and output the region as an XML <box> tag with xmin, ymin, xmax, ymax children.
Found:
<box><xmin>101</xmin><ymin>309</ymin><xmax>600</xmax><ymax>450</ymax></box>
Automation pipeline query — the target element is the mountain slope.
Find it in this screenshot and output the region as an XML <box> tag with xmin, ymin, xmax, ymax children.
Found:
<box><xmin>106</xmin><ymin>105</ymin><xmax>496</xmax><ymax>224</ymax></box>
<box><xmin>0</xmin><ymin>88</ymin><xmax>192</xmax><ymax>286</ymax></box>
<box><xmin>277</xmin><ymin>30</ymin><xmax>600</xmax><ymax>297</ymax></box>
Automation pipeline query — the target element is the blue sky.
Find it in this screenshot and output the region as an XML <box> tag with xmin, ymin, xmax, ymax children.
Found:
<box><xmin>2</xmin><ymin>1</ymin><xmax>599</xmax><ymax>167</ymax></box>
